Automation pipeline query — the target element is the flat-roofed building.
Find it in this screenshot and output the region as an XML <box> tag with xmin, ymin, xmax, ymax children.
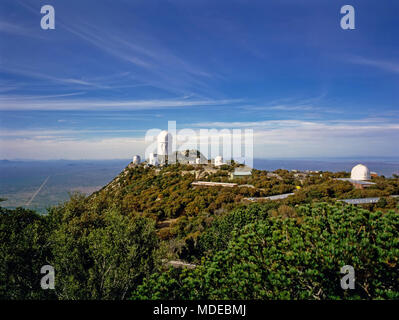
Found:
<box><xmin>244</xmin><ymin>193</ymin><xmax>295</xmax><ymax>202</ymax></box>
<box><xmin>370</xmin><ymin>171</ymin><xmax>378</xmax><ymax>178</ymax></box>
<box><xmin>338</xmin><ymin>197</ymin><xmax>380</xmax><ymax>205</ymax></box>
<box><xmin>192</xmin><ymin>181</ymin><xmax>237</xmax><ymax>188</ymax></box>
<box><xmin>338</xmin><ymin>195</ymin><xmax>399</xmax><ymax>205</ymax></box>
<box><xmin>337</xmin><ymin>178</ymin><xmax>376</xmax><ymax>189</ymax></box>
<box><xmin>230</xmin><ymin>168</ymin><xmax>252</xmax><ymax>179</ymax></box>
<box><xmin>214</xmin><ymin>156</ymin><xmax>225</xmax><ymax>166</ymax></box>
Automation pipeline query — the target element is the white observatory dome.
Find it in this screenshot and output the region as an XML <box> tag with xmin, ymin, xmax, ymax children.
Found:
<box><xmin>149</xmin><ymin>153</ymin><xmax>158</xmax><ymax>166</ymax></box>
<box><xmin>351</xmin><ymin>164</ymin><xmax>370</xmax><ymax>181</ymax></box>
<box><xmin>132</xmin><ymin>155</ymin><xmax>141</xmax><ymax>165</ymax></box>
<box><xmin>157</xmin><ymin>130</ymin><xmax>172</xmax><ymax>156</ymax></box>
<box><xmin>214</xmin><ymin>155</ymin><xmax>224</xmax><ymax>166</ymax></box>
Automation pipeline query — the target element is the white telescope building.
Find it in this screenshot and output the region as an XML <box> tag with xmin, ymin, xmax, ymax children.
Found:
<box><xmin>157</xmin><ymin>130</ymin><xmax>173</xmax><ymax>164</ymax></box>
<box><xmin>132</xmin><ymin>155</ymin><xmax>141</xmax><ymax>165</ymax></box>
<box><xmin>214</xmin><ymin>155</ymin><xmax>224</xmax><ymax>166</ymax></box>
<box><xmin>336</xmin><ymin>163</ymin><xmax>375</xmax><ymax>189</ymax></box>
<box><xmin>351</xmin><ymin>164</ymin><xmax>371</xmax><ymax>181</ymax></box>
<box><xmin>157</xmin><ymin>130</ymin><xmax>172</xmax><ymax>156</ymax></box>
<box><xmin>149</xmin><ymin>153</ymin><xmax>158</xmax><ymax>166</ymax></box>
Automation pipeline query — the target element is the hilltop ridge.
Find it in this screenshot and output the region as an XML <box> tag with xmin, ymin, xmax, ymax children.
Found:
<box><xmin>90</xmin><ymin>161</ymin><xmax>399</xmax><ymax>245</ymax></box>
<box><xmin>2</xmin><ymin>160</ymin><xmax>399</xmax><ymax>300</ymax></box>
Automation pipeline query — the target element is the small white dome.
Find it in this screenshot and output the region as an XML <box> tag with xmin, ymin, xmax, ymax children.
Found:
<box><xmin>132</xmin><ymin>155</ymin><xmax>141</xmax><ymax>164</ymax></box>
<box><xmin>149</xmin><ymin>153</ymin><xmax>158</xmax><ymax>166</ymax></box>
<box><xmin>351</xmin><ymin>164</ymin><xmax>370</xmax><ymax>181</ymax></box>
<box><xmin>215</xmin><ymin>155</ymin><xmax>224</xmax><ymax>166</ymax></box>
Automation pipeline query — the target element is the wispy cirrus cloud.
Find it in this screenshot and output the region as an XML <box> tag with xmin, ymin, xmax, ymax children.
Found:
<box><xmin>0</xmin><ymin>92</ymin><xmax>87</xmax><ymax>100</ymax></box>
<box><xmin>0</xmin><ymin>65</ymin><xmax>125</xmax><ymax>89</ymax></box>
<box><xmin>2</xmin><ymin>117</ymin><xmax>399</xmax><ymax>159</ymax></box>
<box><xmin>0</xmin><ymin>21</ymin><xmax>27</xmax><ymax>35</ymax></box>
<box><xmin>0</xmin><ymin>128</ymin><xmax>145</xmax><ymax>138</ymax></box>
<box><xmin>239</xmin><ymin>104</ymin><xmax>332</xmax><ymax>113</ymax></box>
<box><xmin>57</xmin><ymin>17</ymin><xmax>219</xmax><ymax>97</ymax></box>
<box><xmin>347</xmin><ymin>56</ymin><xmax>399</xmax><ymax>74</ymax></box>
<box><xmin>191</xmin><ymin>118</ymin><xmax>399</xmax><ymax>131</ymax></box>
<box><xmin>187</xmin><ymin>117</ymin><xmax>399</xmax><ymax>157</ymax></box>
<box><xmin>63</xmin><ymin>21</ymin><xmax>215</xmax><ymax>78</ymax></box>
<box><xmin>0</xmin><ymin>95</ymin><xmax>242</xmax><ymax>111</ymax></box>
<box><xmin>0</xmin><ymin>136</ymin><xmax>148</xmax><ymax>160</ymax></box>
<box><xmin>0</xmin><ymin>21</ymin><xmax>43</xmax><ymax>39</ymax></box>
<box><xmin>0</xmin><ymin>80</ymin><xmax>20</xmax><ymax>93</ymax></box>
<box><xmin>238</xmin><ymin>92</ymin><xmax>340</xmax><ymax>114</ymax></box>
<box><xmin>8</xmin><ymin>0</ymin><xmax>214</xmax><ymax>95</ymax></box>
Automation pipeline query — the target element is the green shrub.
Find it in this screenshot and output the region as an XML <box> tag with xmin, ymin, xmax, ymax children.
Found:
<box><xmin>134</xmin><ymin>202</ymin><xmax>399</xmax><ymax>300</ymax></box>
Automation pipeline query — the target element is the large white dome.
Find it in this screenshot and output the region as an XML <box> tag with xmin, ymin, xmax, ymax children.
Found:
<box><xmin>351</xmin><ymin>164</ymin><xmax>370</xmax><ymax>181</ymax></box>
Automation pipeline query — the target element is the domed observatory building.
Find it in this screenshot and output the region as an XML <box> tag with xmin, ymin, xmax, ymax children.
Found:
<box><xmin>157</xmin><ymin>130</ymin><xmax>172</xmax><ymax>165</ymax></box>
<box><xmin>132</xmin><ymin>155</ymin><xmax>141</xmax><ymax>165</ymax></box>
<box><xmin>337</xmin><ymin>164</ymin><xmax>375</xmax><ymax>189</ymax></box>
<box><xmin>214</xmin><ymin>155</ymin><xmax>225</xmax><ymax>166</ymax></box>
<box><xmin>351</xmin><ymin>164</ymin><xmax>371</xmax><ymax>181</ymax></box>
<box><xmin>149</xmin><ymin>153</ymin><xmax>158</xmax><ymax>166</ymax></box>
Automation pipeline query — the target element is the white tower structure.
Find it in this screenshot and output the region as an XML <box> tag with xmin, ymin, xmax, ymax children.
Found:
<box><xmin>157</xmin><ymin>130</ymin><xmax>172</xmax><ymax>165</ymax></box>
<box><xmin>214</xmin><ymin>155</ymin><xmax>224</xmax><ymax>166</ymax></box>
<box><xmin>149</xmin><ymin>153</ymin><xmax>158</xmax><ymax>166</ymax></box>
<box><xmin>351</xmin><ymin>164</ymin><xmax>371</xmax><ymax>181</ymax></box>
<box><xmin>195</xmin><ymin>158</ymin><xmax>201</xmax><ymax>165</ymax></box>
<box><xmin>157</xmin><ymin>131</ymin><xmax>172</xmax><ymax>156</ymax></box>
<box><xmin>132</xmin><ymin>155</ymin><xmax>141</xmax><ymax>165</ymax></box>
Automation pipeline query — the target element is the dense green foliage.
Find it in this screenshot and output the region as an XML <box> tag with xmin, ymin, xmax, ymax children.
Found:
<box><xmin>48</xmin><ymin>196</ymin><xmax>160</xmax><ymax>299</ymax></box>
<box><xmin>133</xmin><ymin>203</ymin><xmax>399</xmax><ymax>300</ymax></box>
<box><xmin>197</xmin><ymin>203</ymin><xmax>277</xmax><ymax>256</ymax></box>
<box><xmin>0</xmin><ymin>207</ymin><xmax>54</xmax><ymax>299</ymax></box>
<box><xmin>1</xmin><ymin>164</ymin><xmax>398</xmax><ymax>300</ymax></box>
<box><xmin>1</xmin><ymin>197</ymin><xmax>160</xmax><ymax>300</ymax></box>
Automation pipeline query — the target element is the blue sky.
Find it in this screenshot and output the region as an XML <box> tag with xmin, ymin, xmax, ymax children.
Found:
<box><xmin>0</xmin><ymin>0</ymin><xmax>398</xmax><ymax>159</ymax></box>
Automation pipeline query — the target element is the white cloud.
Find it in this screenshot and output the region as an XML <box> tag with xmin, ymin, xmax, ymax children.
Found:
<box><xmin>1</xmin><ymin>118</ymin><xmax>399</xmax><ymax>159</ymax></box>
<box><xmin>0</xmin><ymin>21</ymin><xmax>43</xmax><ymax>39</ymax></box>
<box><xmin>0</xmin><ymin>128</ymin><xmax>145</xmax><ymax>137</ymax></box>
<box><xmin>0</xmin><ymin>66</ymin><xmax>115</xmax><ymax>89</ymax></box>
<box><xmin>0</xmin><ymin>137</ymin><xmax>147</xmax><ymax>160</ymax></box>
<box><xmin>0</xmin><ymin>96</ymin><xmax>241</xmax><ymax>111</ymax></box>
<box><xmin>347</xmin><ymin>56</ymin><xmax>399</xmax><ymax>74</ymax></box>
<box><xmin>188</xmin><ymin>118</ymin><xmax>399</xmax><ymax>158</ymax></box>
